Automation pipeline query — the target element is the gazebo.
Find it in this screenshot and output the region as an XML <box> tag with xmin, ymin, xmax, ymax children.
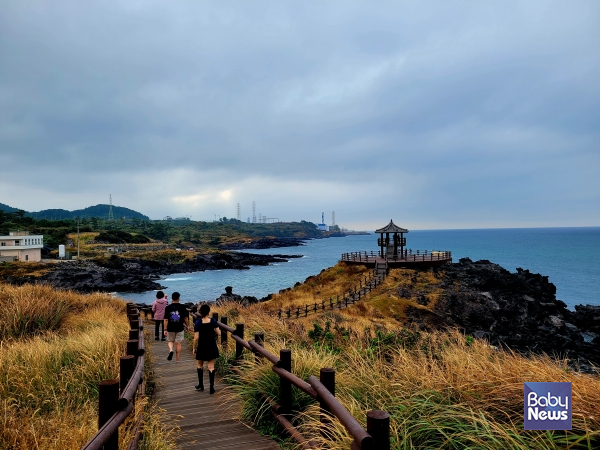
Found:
<box><xmin>340</xmin><ymin>219</ymin><xmax>452</xmax><ymax>268</ymax></box>
<box><xmin>375</xmin><ymin>220</ymin><xmax>408</xmax><ymax>259</ymax></box>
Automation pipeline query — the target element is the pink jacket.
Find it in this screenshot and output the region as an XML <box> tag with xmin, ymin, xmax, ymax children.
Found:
<box><xmin>152</xmin><ymin>298</ymin><xmax>169</xmax><ymax>320</ymax></box>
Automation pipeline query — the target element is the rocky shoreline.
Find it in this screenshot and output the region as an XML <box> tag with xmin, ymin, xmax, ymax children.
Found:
<box><xmin>6</xmin><ymin>252</ymin><xmax>302</xmax><ymax>293</ymax></box>
<box><xmin>5</xmin><ymin>251</ymin><xmax>598</xmax><ymax>369</ymax></box>
<box><xmin>404</xmin><ymin>258</ymin><xmax>600</xmax><ymax>370</ymax></box>
<box><xmin>219</xmin><ymin>237</ymin><xmax>306</xmax><ymax>250</ymax></box>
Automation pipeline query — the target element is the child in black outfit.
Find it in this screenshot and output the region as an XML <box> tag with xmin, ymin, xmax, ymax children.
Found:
<box><xmin>193</xmin><ymin>303</ymin><xmax>221</xmax><ymax>393</ymax></box>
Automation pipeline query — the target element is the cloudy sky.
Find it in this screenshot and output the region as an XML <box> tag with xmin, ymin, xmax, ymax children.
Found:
<box><xmin>1</xmin><ymin>1</ymin><xmax>598</xmax><ymax>230</ymax></box>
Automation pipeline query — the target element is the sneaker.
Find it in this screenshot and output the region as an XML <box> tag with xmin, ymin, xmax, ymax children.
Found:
<box><xmin>155</xmin><ymin>337</ymin><xmax>159</xmax><ymax>341</ymax></box>
<box><xmin>167</xmin><ymin>351</ymin><xmax>174</xmax><ymax>361</ymax></box>
<box><xmin>161</xmin><ymin>338</ymin><xmax>166</xmax><ymax>341</ymax></box>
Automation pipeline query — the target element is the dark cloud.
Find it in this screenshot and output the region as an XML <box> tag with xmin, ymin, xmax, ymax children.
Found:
<box><xmin>0</xmin><ymin>1</ymin><xmax>598</xmax><ymax>227</ymax></box>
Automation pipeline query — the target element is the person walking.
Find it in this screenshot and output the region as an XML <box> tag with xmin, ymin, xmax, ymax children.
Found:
<box><xmin>193</xmin><ymin>303</ymin><xmax>221</xmax><ymax>394</ymax></box>
<box><xmin>163</xmin><ymin>292</ymin><xmax>189</xmax><ymax>362</ymax></box>
<box><xmin>151</xmin><ymin>291</ymin><xmax>168</xmax><ymax>341</ymax></box>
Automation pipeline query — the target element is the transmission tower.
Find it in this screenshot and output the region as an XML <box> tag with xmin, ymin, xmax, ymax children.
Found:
<box><xmin>332</xmin><ymin>211</ymin><xmax>335</xmax><ymax>225</ymax></box>
<box><xmin>236</xmin><ymin>203</ymin><xmax>241</xmax><ymax>221</ymax></box>
<box><xmin>252</xmin><ymin>201</ymin><xmax>256</xmax><ymax>223</ymax></box>
<box><xmin>108</xmin><ymin>194</ymin><xmax>114</xmax><ymax>221</ymax></box>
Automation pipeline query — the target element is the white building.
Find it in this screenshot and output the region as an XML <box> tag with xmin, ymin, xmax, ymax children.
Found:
<box><xmin>0</xmin><ymin>231</ymin><xmax>44</xmax><ymax>262</ymax></box>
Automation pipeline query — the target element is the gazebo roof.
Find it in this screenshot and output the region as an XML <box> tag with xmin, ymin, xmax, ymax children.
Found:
<box><xmin>375</xmin><ymin>220</ymin><xmax>409</xmax><ymax>234</ymax></box>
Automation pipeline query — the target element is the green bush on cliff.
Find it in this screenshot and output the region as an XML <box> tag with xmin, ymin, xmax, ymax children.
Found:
<box><xmin>95</xmin><ymin>230</ymin><xmax>150</xmax><ymax>244</ymax></box>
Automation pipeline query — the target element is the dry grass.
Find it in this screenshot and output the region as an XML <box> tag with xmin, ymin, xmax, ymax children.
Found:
<box><xmin>263</xmin><ymin>263</ymin><xmax>372</xmax><ymax>311</ymax></box>
<box><xmin>212</xmin><ymin>301</ymin><xmax>600</xmax><ymax>449</ymax></box>
<box><xmin>0</xmin><ymin>283</ymin><xmax>175</xmax><ymax>450</ymax></box>
<box><xmin>0</xmin><ymin>261</ymin><xmax>53</xmax><ymax>281</ymax></box>
<box><xmin>260</xmin><ymin>264</ymin><xmax>449</xmax><ymax>328</ymax></box>
<box><xmin>0</xmin><ymin>283</ymin><xmax>124</xmax><ymax>340</ymax></box>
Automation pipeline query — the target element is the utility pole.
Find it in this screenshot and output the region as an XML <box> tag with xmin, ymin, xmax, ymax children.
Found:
<box><xmin>77</xmin><ymin>216</ymin><xmax>81</xmax><ymax>264</ymax></box>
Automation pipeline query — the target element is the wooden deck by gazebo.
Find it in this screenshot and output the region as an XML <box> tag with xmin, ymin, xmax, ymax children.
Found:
<box><xmin>341</xmin><ymin>220</ymin><xmax>452</xmax><ymax>268</ymax></box>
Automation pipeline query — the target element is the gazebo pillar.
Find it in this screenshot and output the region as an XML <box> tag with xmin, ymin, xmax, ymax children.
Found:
<box><xmin>400</xmin><ymin>232</ymin><xmax>405</xmax><ymax>258</ymax></box>
<box><xmin>375</xmin><ymin>220</ymin><xmax>409</xmax><ymax>261</ymax></box>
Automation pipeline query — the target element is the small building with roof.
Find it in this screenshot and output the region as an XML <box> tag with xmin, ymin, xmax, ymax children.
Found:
<box><xmin>0</xmin><ymin>231</ymin><xmax>44</xmax><ymax>262</ymax></box>
<box><xmin>341</xmin><ymin>220</ymin><xmax>452</xmax><ymax>269</ymax></box>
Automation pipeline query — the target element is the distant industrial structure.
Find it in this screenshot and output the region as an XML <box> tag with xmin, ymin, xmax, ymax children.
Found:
<box><xmin>330</xmin><ymin>211</ymin><xmax>340</xmax><ymax>232</ymax></box>
<box><xmin>234</xmin><ymin>201</ymin><xmax>280</xmax><ymax>223</ymax></box>
<box><xmin>318</xmin><ymin>212</ymin><xmax>327</xmax><ymax>231</ymax></box>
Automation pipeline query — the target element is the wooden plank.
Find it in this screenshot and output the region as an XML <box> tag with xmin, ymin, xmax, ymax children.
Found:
<box><xmin>147</xmin><ymin>330</ymin><xmax>279</xmax><ymax>450</ymax></box>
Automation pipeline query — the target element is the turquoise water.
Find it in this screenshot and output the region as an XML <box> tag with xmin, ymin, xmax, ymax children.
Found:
<box><xmin>118</xmin><ymin>227</ymin><xmax>600</xmax><ymax>309</ymax></box>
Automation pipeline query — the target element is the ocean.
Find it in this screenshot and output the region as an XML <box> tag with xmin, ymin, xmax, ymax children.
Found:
<box><xmin>117</xmin><ymin>227</ymin><xmax>600</xmax><ymax>310</ymax></box>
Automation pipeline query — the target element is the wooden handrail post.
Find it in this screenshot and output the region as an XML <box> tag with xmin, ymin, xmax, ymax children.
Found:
<box><xmin>279</xmin><ymin>349</ymin><xmax>292</xmax><ymax>415</ymax></box>
<box><xmin>98</xmin><ymin>379</ymin><xmax>119</xmax><ymax>450</ymax></box>
<box><xmin>128</xmin><ymin>329</ymin><xmax>139</xmax><ymax>341</ymax></box>
<box><xmin>254</xmin><ymin>332</ymin><xmax>264</xmax><ymax>363</ymax></box>
<box><xmin>235</xmin><ymin>323</ymin><xmax>244</xmax><ymax>360</ymax></box>
<box><xmin>367</xmin><ymin>410</ymin><xmax>390</xmax><ymax>450</ymax></box>
<box><xmin>221</xmin><ymin>317</ymin><xmax>228</xmax><ymax>345</ymax></box>
<box><xmin>129</xmin><ymin>315</ymin><xmax>139</xmax><ymax>330</ymax></box>
<box><xmin>126</xmin><ymin>339</ymin><xmax>139</xmax><ymax>364</ymax></box>
<box><xmin>212</xmin><ymin>312</ymin><xmax>219</xmax><ymax>322</ymax></box>
<box><xmin>319</xmin><ymin>368</ymin><xmax>335</xmax><ymax>435</ymax></box>
<box><xmin>119</xmin><ymin>355</ymin><xmax>135</xmax><ymax>394</ymax></box>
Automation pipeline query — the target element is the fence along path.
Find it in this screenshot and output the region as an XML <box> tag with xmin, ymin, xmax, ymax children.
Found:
<box><xmin>147</xmin><ymin>330</ymin><xmax>279</xmax><ymax>449</ymax></box>
<box><xmin>272</xmin><ymin>268</ymin><xmax>387</xmax><ymax>320</ymax></box>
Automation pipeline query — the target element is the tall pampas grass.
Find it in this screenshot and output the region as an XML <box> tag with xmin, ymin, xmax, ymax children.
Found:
<box><xmin>0</xmin><ymin>283</ymin><xmax>176</xmax><ymax>449</ymax></box>
<box><xmin>212</xmin><ymin>300</ymin><xmax>600</xmax><ymax>450</ymax></box>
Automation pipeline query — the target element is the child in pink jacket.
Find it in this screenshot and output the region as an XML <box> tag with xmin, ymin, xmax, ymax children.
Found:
<box><xmin>152</xmin><ymin>291</ymin><xmax>169</xmax><ymax>340</ymax></box>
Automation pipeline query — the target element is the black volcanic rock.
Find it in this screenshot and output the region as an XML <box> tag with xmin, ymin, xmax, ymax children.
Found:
<box><xmin>214</xmin><ymin>286</ymin><xmax>259</xmax><ymax>307</ymax></box>
<box><xmin>404</xmin><ymin>258</ymin><xmax>600</xmax><ymax>367</ymax></box>
<box><xmin>9</xmin><ymin>261</ymin><xmax>163</xmax><ymax>293</ymax></box>
<box><xmin>219</xmin><ymin>237</ymin><xmax>306</xmax><ymax>249</ymax></box>
<box><xmin>11</xmin><ymin>252</ymin><xmax>301</xmax><ymax>293</ymax></box>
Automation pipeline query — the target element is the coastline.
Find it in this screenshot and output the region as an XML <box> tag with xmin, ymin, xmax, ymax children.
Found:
<box><xmin>4</xmin><ymin>251</ymin><xmax>303</xmax><ymax>293</ymax></box>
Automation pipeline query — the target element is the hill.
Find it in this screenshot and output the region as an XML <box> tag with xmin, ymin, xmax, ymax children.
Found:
<box><xmin>0</xmin><ymin>202</ymin><xmax>149</xmax><ymax>220</ymax></box>
<box><xmin>30</xmin><ymin>204</ymin><xmax>149</xmax><ymax>220</ymax></box>
<box><xmin>0</xmin><ymin>202</ymin><xmax>20</xmax><ymax>213</ymax></box>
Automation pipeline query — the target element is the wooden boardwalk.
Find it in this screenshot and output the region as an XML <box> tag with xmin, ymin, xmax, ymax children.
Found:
<box><xmin>147</xmin><ymin>336</ymin><xmax>279</xmax><ymax>450</ymax></box>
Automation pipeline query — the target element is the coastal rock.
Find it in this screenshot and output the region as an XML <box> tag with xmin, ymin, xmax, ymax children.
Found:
<box><xmin>215</xmin><ymin>286</ymin><xmax>259</xmax><ymax>307</ymax></box>
<box><xmin>404</xmin><ymin>258</ymin><xmax>600</xmax><ymax>366</ymax></box>
<box><xmin>10</xmin><ymin>252</ymin><xmax>300</xmax><ymax>293</ymax></box>
<box><xmin>219</xmin><ymin>237</ymin><xmax>306</xmax><ymax>250</ymax></box>
<box><xmin>572</xmin><ymin>305</ymin><xmax>600</xmax><ymax>334</ymax></box>
<box><xmin>10</xmin><ymin>261</ymin><xmax>163</xmax><ymax>293</ymax></box>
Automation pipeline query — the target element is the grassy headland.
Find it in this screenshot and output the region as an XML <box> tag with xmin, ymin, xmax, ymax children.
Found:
<box><xmin>206</xmin><ymin>263</ymin><xmax>600</xmax><ymax>449</ymax></box>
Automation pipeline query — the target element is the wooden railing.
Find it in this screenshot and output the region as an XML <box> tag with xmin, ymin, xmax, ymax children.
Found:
<box><xmin>82</xmin><ymin>304</ymin><xmax>146</xmax><ymax>450</ymax></box>
<box><xmin>271</xmin><ymin>270</ymin><xmax>386</xmax><ymax>320</ymax></box>
<box><xmin>342</xmin><ymin>249</ymin><xmax>451</xmax><ymax>263</ymax></box>
<box><xmin>207</xmin><ymin>313</ymin><xmax>391</xmax><ymax>450</ymax></box>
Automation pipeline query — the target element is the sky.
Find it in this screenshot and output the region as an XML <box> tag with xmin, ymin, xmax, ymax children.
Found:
<box><xmin>1</xmin><ymin>1</ymin><xmax>599</xmax><ymax>230</ymax></box>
